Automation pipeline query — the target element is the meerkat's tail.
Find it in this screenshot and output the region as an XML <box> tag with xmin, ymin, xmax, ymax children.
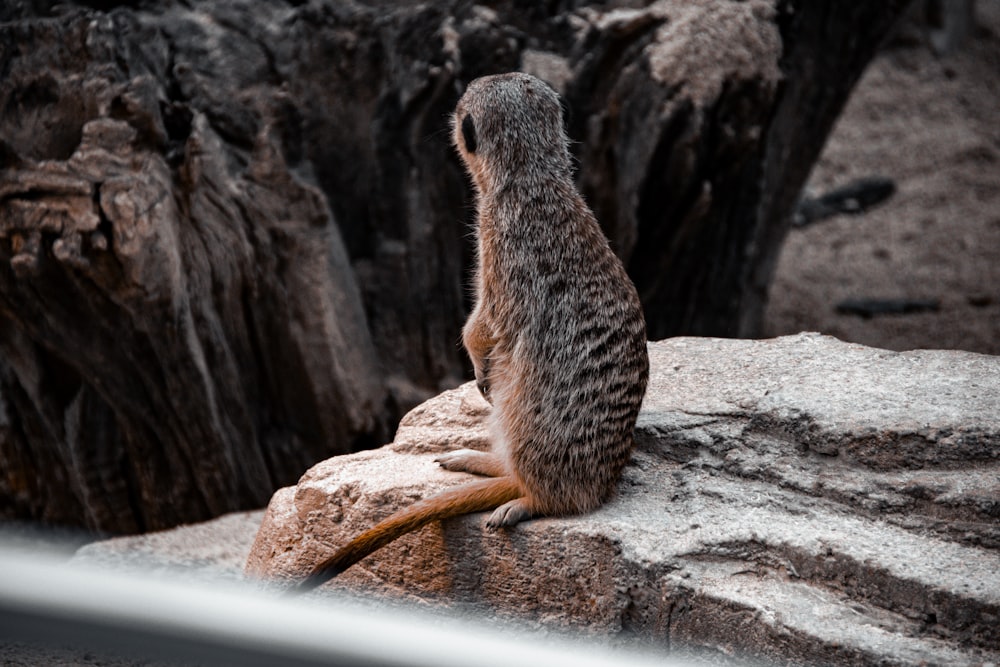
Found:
<box><xmin>292</xmin><ymin>476</ymin><xmax>521</xmax><ymax>593</ymax></box>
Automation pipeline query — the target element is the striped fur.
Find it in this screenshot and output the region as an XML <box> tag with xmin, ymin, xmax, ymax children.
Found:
<box><xmin>297</xmin><ymin>73</ymin><xmax>648</xmax><ymax>590</ymax></box>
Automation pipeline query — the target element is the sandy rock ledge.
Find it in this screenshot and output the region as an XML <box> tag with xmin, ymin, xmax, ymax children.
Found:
<box><xmin>245</xmin><ymin>333</ymin><xmax>999</xmax><ymax>666</ymax></box>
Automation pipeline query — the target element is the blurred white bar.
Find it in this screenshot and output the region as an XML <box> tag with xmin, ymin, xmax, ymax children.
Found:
<box><xmin>0</xmin><ymin>543</ymin><xmax>698</xmax><ymax>667</ymax></box>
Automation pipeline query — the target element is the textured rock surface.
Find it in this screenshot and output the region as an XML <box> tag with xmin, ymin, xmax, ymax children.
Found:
<box><xmin>247</xmin><ymin>334</ymin><xmax>1000</xmax><ymax>666</ymax></box>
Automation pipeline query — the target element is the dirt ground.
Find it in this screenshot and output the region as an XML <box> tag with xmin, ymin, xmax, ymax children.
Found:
<box><xmin>763</xmin><ymin>3</ymin><xmax>1000</xmax><ymax>356</ymax></box>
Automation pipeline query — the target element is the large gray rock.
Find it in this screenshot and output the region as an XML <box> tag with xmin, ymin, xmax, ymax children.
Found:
<box><xmin>246</xmin><ymin>334</ymin><xmax>1000</xmax><ymax>666</ymax></box>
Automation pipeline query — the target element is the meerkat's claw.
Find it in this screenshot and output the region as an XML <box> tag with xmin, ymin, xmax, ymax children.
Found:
<box><xmin>475</xmin><ymin>376</ymin><xmax>492</xmax><ymax>402</ymax></box>
<box><xmin>486</xmin><ymin>499</ymin><xmax>532</xmax><ymax>531</ymax></box>
<box><xmin>473</xmin><ymin>359</ymin><xmax>492</xmax><ymax>402</ymax></box>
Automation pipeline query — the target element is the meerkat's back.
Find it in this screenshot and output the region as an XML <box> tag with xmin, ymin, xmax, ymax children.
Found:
<box><xmin>453</xmin><ymin>72</ymin><xmax>649</xmax><ymax>523</ymax></box>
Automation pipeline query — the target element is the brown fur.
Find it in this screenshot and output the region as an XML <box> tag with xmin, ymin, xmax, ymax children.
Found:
<box><xmin>296</xmin><ymin>73</ymin><xmax>648</xmax><ymax>591</ymax></box>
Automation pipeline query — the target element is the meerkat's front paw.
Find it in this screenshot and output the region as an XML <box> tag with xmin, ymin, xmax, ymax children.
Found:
<box><xmin>474</xmin><ymin>365</ymin><xmax>492</xmax><ymax>403</ymax></box>
<box><xmin>435</xmin><ymin>449</ymin><xmax>478</xmax><ymax>471</ymax></box>
<box><xmin>435</xmin><ymin>449</ymin><xmax>506</xmax><ymax>477</ymax></box>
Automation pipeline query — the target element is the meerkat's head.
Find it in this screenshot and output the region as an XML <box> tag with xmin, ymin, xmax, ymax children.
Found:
<box><xmin>453</xmin><ymin>72</ymin><xmax>572</xmax><ymax>194</ymax></box>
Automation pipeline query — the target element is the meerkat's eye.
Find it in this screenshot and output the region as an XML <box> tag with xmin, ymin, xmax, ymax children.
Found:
<box><xmin>461</xmin><ymin>115</ymin><xmax>477</xmax><ymax>153</ymax></box>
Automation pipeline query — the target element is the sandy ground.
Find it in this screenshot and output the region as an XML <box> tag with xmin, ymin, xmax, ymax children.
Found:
<box><xmin>764</xmin><ymin>2</ymin><xmax>1000</xmax><ymax>356</ymax></box>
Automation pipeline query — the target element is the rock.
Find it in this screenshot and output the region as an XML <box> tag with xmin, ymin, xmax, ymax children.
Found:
<box><xmin>73</xmin><ymin>510</ymin><xmax>265</xmax><ymax>583</ymax></box>
<box><xmin>246</xmin><ymin>333</ymin><xmax>1000</xmax><ymax>666</ymax></box>
<box><xmin>793</xmin><ymin>176</ymin><xmax>896</xmax><ymax>226</ymax></box>
<box><xmin>835</xmin><ymin>298</ymin><xmax>940</xmax><ymax>318</ymax></box>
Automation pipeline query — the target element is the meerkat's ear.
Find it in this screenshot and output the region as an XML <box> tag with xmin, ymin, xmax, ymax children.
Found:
<box><xmin>461</xmin><ymin>114</ymin><xmax>477</xmax><ymax>153</ymax></box>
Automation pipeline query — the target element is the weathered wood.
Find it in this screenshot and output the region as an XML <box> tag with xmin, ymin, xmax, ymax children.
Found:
<box><xmin>0</xmin><ymin>0</ymin><xmax>910</xmax><ymax>532</ymax></box>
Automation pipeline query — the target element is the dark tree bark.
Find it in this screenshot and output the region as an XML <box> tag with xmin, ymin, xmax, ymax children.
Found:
<box><xmin>0</xmin><ymin>0</ymin><xmax>910</xmax><ymax>533</ymax></box>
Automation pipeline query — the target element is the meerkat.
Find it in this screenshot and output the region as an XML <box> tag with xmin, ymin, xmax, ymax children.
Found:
<box><xmin>296</xmin><ymin>72</ymin><xmax>648</xmax><ymax>591</ymax></box>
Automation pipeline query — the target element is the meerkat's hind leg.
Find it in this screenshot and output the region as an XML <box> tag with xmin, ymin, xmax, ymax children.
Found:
<box><xmin>485</xmin><ymin>498</ymin><xmax>533</xmax><ymax>530</ymax></box>
<box><xmin>436</xmin><ymin>449</ymin><xmax>507</xmax><ymax>477</ymax></box>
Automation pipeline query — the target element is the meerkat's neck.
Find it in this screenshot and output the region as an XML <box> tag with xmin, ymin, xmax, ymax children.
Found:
<box><xmin>479</xmin><ymin>176</ymin><xmax>580</xmax><ymax>236</ymax></box>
